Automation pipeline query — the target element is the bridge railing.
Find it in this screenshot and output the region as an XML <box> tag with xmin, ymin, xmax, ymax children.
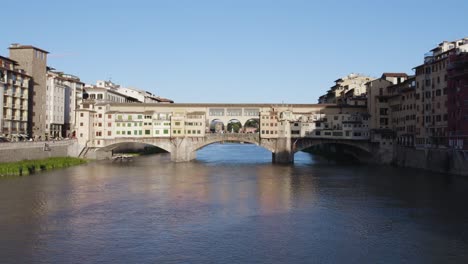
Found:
<box><xmin>204</xmin><ymin>132</ymin><xmax>260</xmax><ymax>143</ymax></box>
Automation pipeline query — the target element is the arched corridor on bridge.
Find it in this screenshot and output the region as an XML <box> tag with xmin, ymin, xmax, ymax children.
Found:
<box><xmin>209</xmin><ymin>119</ymin><xmax>225</xmax><ymax>133</ymax></box>
<box><xmin>243</xmin><ymin>118</ymin><xmax>259</xmax><ymax>133</ymax></box>
<box><xmin>226</xmin><ymin>119</ymin><xmax>242</xmax><ymax>133</ymax></box>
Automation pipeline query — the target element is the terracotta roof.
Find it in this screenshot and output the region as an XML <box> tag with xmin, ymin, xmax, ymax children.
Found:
<box><xmin>381</xmin><ymin>73</ymin><xmax>408</xmax><ymax>78</ymax></box>
<box><xmin>0</xmin><ymin>55</ymin><xmax>18</xmax><ymax>64</ymax></box>
<box><xmin>155</xmin><ymin>97</ymin><xmax>174</xmax><ymax>103</ymax></box>
<box><xmin>9</xmin><ymin>44</ymin><xmax>49</xmax><ymax>54</ymax></box>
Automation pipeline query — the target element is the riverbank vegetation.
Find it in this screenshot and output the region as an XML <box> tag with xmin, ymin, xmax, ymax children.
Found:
<box><xmin>0</xmin><ymin>157</ymin><xmax>87</xmax><ymax>177</ymax></box>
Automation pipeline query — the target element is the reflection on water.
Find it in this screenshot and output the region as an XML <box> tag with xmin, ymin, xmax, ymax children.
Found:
<box><xmin>0</xmin><ymin>143</ymin><xmax>468</xmax><ymax>263</ymax></box>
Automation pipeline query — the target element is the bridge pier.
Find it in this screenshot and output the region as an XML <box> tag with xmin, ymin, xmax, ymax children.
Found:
<box><xmin>170</xmin><ymin>137</ymin><xmax>196</xmax><ymax>162</ymax></box>
<box><xmin>272</xmin><ymin>137</ymin><xmax>294</xmax><ymax>164</ymax></box>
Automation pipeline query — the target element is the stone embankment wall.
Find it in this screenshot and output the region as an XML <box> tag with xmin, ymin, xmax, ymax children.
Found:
<box><xmin>394</xmin><ymin>146</ymin><xmax>468</xmax><ymax>176</ymax></box>
<box><xmin>0</xmin><ymin>140</ymin><xmax>80</xmax><ymax>163</ymax></box>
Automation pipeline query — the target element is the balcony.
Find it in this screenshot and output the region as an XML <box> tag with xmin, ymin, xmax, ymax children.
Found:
<box><xmin>424</xmin><ymin>52</ymin><xmax>434</xmax><ymax>64</ymax></box>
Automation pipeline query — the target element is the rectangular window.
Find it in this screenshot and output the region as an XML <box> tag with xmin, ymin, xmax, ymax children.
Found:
<box><xmin>108</xmin><ymin>123</ymin><xmax>111</xmax><ymax>127</ymax></box>
<box><xmin>128</xmin><ymin>115</ymin><xmax>132</xmax><ymax>120</ymax></box>
<box><xmin>155</xmin><ymin>130</ymin><xmax>160</xmax><ymax>135</ymax></box>
<box><xmin>80</xmin><ymin>122</ymin><xmax>83</xmax><ymax>126</ymax></box>
<box><xmin>175</xmin><ymin>122</ymin><xmax>180</xmax><ymax>126</ymax></box>
<box><xmin>108</xmin><ymin>131</ymin><xmax>112</xmax><ymax>136</ymax></box>
<box><xmin>145</xmin><ymin>130</ymin><xmax>150</xmax><ymax>135</ymax></box>
<box><xmin>80</xmin><ymin>113</ymin><xmax>84</xmax><ymax>117</ymax></box>
<box><xmin>117</xmin><ymin>131</ymin><xmax>120</xmax><ymax>135</ymax></box>
<box><xmin>117</xmin><ymin>115</ymin><xmax>123</xmax><ymax>120</ymax></box>
<box><xmin>127</xmin><ymin>131</ymin><xmax>131</xmax><ymax>135</ymax></box>
<box><xmin>163</xmin><ymin>129</ymin><xmax>168</xmax><ymax>134</ymax></box>
<box><xmin>139</xmin><ymin>130</ymin><xmax>142</xmax><ymax>135</ymax></box>
<box><xmin>138</xmin><ymin>115</ymin><xmax>142</xmax><ymax>119</ymax></box>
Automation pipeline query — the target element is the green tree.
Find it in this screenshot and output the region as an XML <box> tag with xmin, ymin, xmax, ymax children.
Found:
<box><xmin>227</xmin><ymin>122</ymin><xmax>241</xmax><ymax>133</ymax></box>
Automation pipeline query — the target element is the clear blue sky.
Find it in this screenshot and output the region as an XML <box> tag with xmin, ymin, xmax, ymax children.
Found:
<box><xmin>1</xmin><ymin>0</ymin><xmax>467</xmax><ymax>103</ymax></box>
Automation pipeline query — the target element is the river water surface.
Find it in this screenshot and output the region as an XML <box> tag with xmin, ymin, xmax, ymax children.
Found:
<box><xmin>1</xmin><ymin>144</ymin><xmax>468</xmax><ymax>263</ymax></box>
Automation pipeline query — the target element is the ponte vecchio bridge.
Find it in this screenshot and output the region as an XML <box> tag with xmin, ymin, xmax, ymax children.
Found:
<box><xmin>75</xmin><ymin>102</ymin><xmax>389</xmax><ymax>163</ymax></box>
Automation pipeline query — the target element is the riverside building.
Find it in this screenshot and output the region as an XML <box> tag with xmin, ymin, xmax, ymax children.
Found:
<box><xmin>447</xmin><ymin>45</ymin><xmax>468</xmax><ymax>149</ymax></box>
<box><xmin>46</xmin><ymin>69</ymin><xmax>84</xmax><ymax>138</ymax></box>
<box><xmin>9</xmin><ymin>44</ymin><xmax>48</xmax><ymax>139</ymax></box>
<box><xmin>366</xmin><ymin>73</ymin><xmax>409</xmax><ymax>146</ymax></box>
<box><xmin>318</xmin><ymin>73</ymin><xmax>374</xmax><ymax>104</ymax></box>
<box><xmin>413</xmin><ymin>38</ymin><xmax>468</xmax><ymax>148</ymax></box>
<box><xmin>0</xmin><ymin>56</ymin><xmax>31</xmax><ymax>139</ymax></box>
<box><xmin>84</xmin><ymin>80</ymin><xmax>173</xmax><ymax>104</ymax></box>
<box><xmin>387</xmin><ymin>77</ymin><xmax>417</xmax><ymax>147</ymax></box>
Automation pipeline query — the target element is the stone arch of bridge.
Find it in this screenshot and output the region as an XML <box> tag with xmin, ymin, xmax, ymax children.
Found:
<box><xmin>97</xmin><ymin>141</ymin><xmax>173</xmax><ymax>154</ymax></box>
<box><xmin>293</xmin><ymin>138</ymin><xmax>372</xmax><ymax>155</ymax></box>
<box><xmin>293</xmin><ymin>141</ymin><xmax>373</xmax><ymax>162</ymax></box>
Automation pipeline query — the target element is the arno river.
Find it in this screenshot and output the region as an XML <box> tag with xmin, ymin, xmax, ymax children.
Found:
<box><xmin>1</xmin><ymin>144</ymin><xmax>468</xmax><ymax>263</ymax></box>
